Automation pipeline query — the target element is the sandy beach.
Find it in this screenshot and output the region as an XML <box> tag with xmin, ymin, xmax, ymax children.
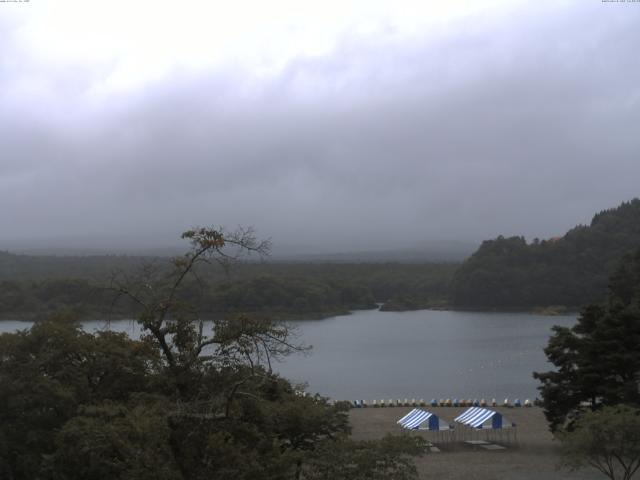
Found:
<box><xmin>349</xmin><ymin>406</ymin><xmax>603</xmax><ymax>480</ymax></box>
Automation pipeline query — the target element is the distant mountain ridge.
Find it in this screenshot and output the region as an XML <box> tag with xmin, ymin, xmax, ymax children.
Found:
<box><xmin>451</xmin><ymin>198</ymin><xmax>640</xmax><ymax>309</ymax></box>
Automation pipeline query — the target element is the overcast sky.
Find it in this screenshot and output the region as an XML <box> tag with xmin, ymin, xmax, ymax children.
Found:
<box><xmin>1</xmin><ymin>0</ymin><xmax>639</xmax><ymax>253</ymax></box>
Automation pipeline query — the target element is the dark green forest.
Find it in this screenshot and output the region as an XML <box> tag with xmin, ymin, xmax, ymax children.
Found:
<box><xmin>0</xmin><ymin>252</ymin><xmax>456</xmax><ymax>320</ymax></box>
<box><xmin>451</xmin><ymin>199</ymin><xmax>640</xmax><ymax>309</ymax></box>
<box><xmin>2</xmin><ymin>198</ymin><xmax>640</xmax><ymax>320</ymax></box>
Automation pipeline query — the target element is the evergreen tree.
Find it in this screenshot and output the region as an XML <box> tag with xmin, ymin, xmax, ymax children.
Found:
<box><xmin>534</xmin><ymin>248</ymin><xmax>640</xmax><ymax>430</ymax></box>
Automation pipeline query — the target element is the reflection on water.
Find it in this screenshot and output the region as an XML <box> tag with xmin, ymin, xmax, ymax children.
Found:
<box><xmin>1</xmin><ymin>309</ymin><xmax>575</xmax><ymax>401</ymax></box>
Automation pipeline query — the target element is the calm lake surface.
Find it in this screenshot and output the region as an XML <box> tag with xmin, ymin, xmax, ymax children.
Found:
<box><xmin>1</xmin><ymin>309</ymin><xmax>575</xmax><ymax>402</ymax></box>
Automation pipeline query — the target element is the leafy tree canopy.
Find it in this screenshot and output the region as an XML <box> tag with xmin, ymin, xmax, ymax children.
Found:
<box><xmin>0</xmin><ymin>227</ymin><xmax>427</xmax><ymax>480</ymax></box>
<box><xmin>534</xmin><ymin>247</ymin><xmax>640</xmax><ymax>430</ymax></box>
<box><xmin>558</xmin><ymin>405</ymin><xmax>640</xmax><ymax>480</ymax></box>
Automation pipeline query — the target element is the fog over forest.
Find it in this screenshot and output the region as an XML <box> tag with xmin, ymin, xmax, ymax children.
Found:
<box><xmin>1</xmin><ymin>1</ymin><xmax>639</xmax><ymax>255</ymax></box>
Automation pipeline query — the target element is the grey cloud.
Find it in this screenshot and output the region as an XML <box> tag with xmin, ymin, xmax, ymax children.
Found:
<box><xmin>1</xmin><ymin>1</ymin><xmax>639</xmax><ymax>252</ymax></box>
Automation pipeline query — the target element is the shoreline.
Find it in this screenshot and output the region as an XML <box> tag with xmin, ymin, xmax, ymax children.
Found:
<box><xmin>0</xmin><ymin>305</ymin><xmax>580</xmax><ymax>323</ymax></box>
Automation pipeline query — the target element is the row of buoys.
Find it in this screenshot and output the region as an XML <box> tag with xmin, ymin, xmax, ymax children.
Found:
<box><xmin>352</xmin><ymin>398</ymin><xmax>425</xmax><ymax>408</ymax></box>
<box><xmin>351</xmin><ymin>398</ymin><xmax>533</xmax><ymax>408</ymax></box>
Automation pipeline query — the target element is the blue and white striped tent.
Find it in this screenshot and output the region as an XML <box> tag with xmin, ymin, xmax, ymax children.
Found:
<box><xmin>454</xmin><ymin>407</ymin><xmax>515</xmax><ymax>429</ymax></box>
<box><xmin>397</xmin><ymin>408</ymin><xmax>452</xmax><ymax>431</ymax></box>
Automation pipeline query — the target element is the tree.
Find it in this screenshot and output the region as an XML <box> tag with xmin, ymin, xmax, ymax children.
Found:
<box><xmin>1</xmin><ymin>227</ymin><xmax>428</xmax><ymax>479</ymax></box>
<box><xmin>558</xmin><ymin>405</ymin><xmax>640</xmax><ymax>480</ymax></box>
<box><xmin>533</xmin><ymin>248</ymin><xmax>640</xmax><ymax>430</ymax></box>
<box><xmin>109</xmin><ymin>226</ymin><xmax>302</xmax><ymax>402</ymax></box>
<box><xmin>303</xmin><ymin>434</ymin><xmax>427</xmax><ymax>480</ymax></box>
<box><xmin>48</xmin><ymin>397</ymin><xmax>182</xmax><ymax>480</ymax></box>
<box><xmin>0</xmin><ymin>314</ymin><xmax>159</xmax><ymax>479</ymax></box>
<box><xmin>110</xmin><ymin>227</ymin><xmax>271</xmax><ymax>373</ymax></box>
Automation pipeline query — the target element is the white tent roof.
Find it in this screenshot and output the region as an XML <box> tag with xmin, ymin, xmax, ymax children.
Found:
<box><xmin>397</xmin><ymin>408</ymin><xmax>451</xmax><ymax>431</ymax></box>
<box><xmin>454</xmin><ymin>407</ymin><xmax>514</xmax><ymax>429</ymax></box>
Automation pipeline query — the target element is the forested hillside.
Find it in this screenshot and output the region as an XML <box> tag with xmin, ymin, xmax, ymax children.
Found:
<box><xmin>451</xmin><ymin>199</ymin><xmax>640</xmax><ymax>309</ymax></box>
<box><xmin>5</xmin><ymin>199</ymin><xmax>638</xmax><ymax>318</ymax></box>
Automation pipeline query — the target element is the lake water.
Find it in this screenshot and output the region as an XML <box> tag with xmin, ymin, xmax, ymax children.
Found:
<box><xmin>1</xmin><ymin>309</ymin><xmax>575</xmax><ymax>402</ymax></box>
<box><xmin>280</xmin><ymin>309</ymin><xmax>575</xmax><ymax>402</ymax></box>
